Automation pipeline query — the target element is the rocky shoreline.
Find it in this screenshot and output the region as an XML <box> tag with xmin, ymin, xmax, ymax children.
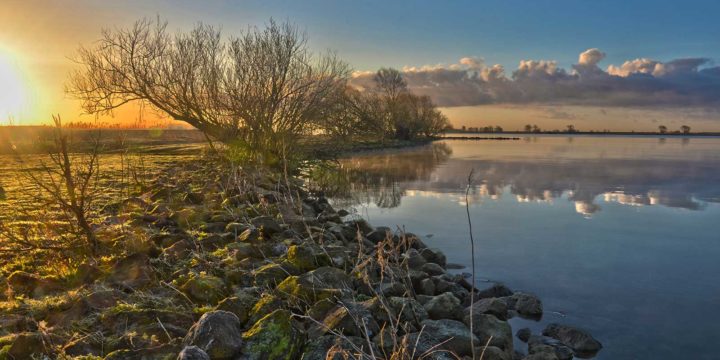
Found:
<box><xmin>0</xmin><ymin>158</ymin><xmax>601</xmax><ymax>359</ymax></box>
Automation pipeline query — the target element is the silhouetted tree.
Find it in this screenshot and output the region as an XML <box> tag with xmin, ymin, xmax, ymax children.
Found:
<box><xmin>658</xmin><ymin>125</ymin><xmax>668</xmax><ymax>134</ymax></box>
<box><xmin>681</xmin><ymin>125</ymin><xmax>691</xmax><ymax>134</ymax></box>
<box><xmin>524</xmin><ymin>124</ymin><xmax>533</xmax><ymax>133</ymax></box>
<box><xmin>566</xmin><ymin>124</ymin><xmax>576</xmax><ymax>133</ymax></box>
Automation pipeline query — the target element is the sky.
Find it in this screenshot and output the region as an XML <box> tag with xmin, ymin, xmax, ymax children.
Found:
<box><xmin>1</xmin><ymin>0</ymin><xmax>720</xmax><ymax>131</ymax></box>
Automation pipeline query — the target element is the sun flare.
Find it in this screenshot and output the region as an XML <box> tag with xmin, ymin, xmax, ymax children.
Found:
<box><xmin>0</xmin><ymin>48</ymin><xmax>27</xmax><ymax>122</ymax></box>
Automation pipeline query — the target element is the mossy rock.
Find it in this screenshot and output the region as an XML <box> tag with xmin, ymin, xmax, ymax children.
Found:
<box><xmin>248</xmin><ymin>293</ymin><xmax>284</xmax><ymax>325</ymax></box>
<box><xmin>215</xmin><ymin>289</ymin><xmax>258</xmax><ymax>325</ymax></box>
<box><xmin>242</xmin><ymin>309</ymin><xmax>304</xmax><ymax>360</ymax></box>
<box><xmin>276</xmin><ymin>267</ymin><xmax>351</xmax><ymax>302</ymax></box>
<box><xmin>252</xmin><ymin>263</ymin><xmax>293</xmax><ymax>288</ymax></box>
<box><xmin>286</xmin><ymin>245</ymin><xmax>331</xmax><ymax>271</ymax></box>
<box><xmin>180</xmin><ymin>273</ymin><xmax>227</xmax><ymax>305</ymax></box>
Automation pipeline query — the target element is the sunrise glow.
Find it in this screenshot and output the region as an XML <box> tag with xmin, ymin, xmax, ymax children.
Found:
<box><xmin>0</xmin><ymin>47</ymin><xmax>27</xmax><ymax>122</ymax></box>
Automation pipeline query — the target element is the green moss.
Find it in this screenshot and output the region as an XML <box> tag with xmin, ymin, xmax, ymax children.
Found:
<box><xmin>242</xmin><ymin>309</ymin><xmax>303</xmax><ymax>360</ymax></box>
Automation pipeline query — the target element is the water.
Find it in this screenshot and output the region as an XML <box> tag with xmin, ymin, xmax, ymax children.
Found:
<box><xmin>331</xmin><ymin>135</ymin><xmax>720</xmax><ymax>360</ymax></box>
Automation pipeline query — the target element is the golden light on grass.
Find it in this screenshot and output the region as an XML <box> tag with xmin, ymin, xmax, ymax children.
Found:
<box><xmin>0</xmin><ymin>46</ymin><xmax>28</xmax><ymax>122</ymax></box>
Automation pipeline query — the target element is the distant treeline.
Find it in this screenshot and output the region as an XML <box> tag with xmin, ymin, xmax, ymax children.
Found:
<box><xmin>450</xmin><ymin>124</ymin><xmax>711</xmax><ymax>135</ymax></box>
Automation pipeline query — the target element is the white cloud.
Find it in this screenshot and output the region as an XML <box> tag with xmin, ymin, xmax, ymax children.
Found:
<box><xmin>349</xmin><ymin>48</ymin><xmax>720</xmax><ymax>108</ymax></box>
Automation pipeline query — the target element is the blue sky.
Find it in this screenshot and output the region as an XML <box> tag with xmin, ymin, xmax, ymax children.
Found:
<box><xmin>2</xmin><ymin>0</ymin><xmax>720</xmax><ymax>129</ymax></box>
<box><xmin>132</xmin><ymin>0</ymin><xmax>720</xmax><ymax>71</ymax></box>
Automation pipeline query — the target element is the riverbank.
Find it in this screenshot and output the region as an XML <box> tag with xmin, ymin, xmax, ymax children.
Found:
<box><xmin>0</xmin><ymin>156</ymin><xmax>601</xmax><ymax>359</ymax></box>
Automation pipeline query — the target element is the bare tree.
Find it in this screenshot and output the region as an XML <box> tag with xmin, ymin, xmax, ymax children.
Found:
<box><xmin>68</xmin><ymin>18</ymin><xmax>350</xmax><ymax>161</ymax></box>
<box><xmin>1</xmin><ymin>116</ymin><xmax>101</xmax><ymax>257</ymax></box>
<box><xmin>374</xmin><ymin>68</ymin><xmax>408</xmax><ymax>101</ymax></box>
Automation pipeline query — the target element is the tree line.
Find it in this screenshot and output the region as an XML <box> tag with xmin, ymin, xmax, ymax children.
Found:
<box><xmin>68</xmin><ymin>18</ymin><xmax>449</xmax><ymax>165</ymax></box>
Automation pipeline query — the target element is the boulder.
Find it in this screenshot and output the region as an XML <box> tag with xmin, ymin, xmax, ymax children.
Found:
<box><xmin>286</xmin><ymin>244</ymin><xmax>331</xmax><ymax>271</ymax></box>
<box><xmin>366</xmin><ymin>226</ymin><xmax>392</xmax><ymax>244</ymax></box>
<box><xmin>423</xmin><ymin>292</ymin><xmax>464</xmax><ymax>320</ymax></box>
<box><xmin>253</xmin><ymin>263</ymin><xmax>294</xmax><ymax>288</ymax></box>
<box><xmin>181</xmin><ymin>273</ymin><xmax>226</xmax><ymax>305</ymax></box>
<box><xmin>507</xmin><ymin>292</ymin><xmax>543</xmax><ymax>318</ymax></box>
<box><xmin>250</xmin><ymin>216</ymin><xmax>282</xmax><ymax>236</ymax></box>
<box><xmin>420</xmin><ymin>248</ymin><xmax>447</xmax><ymax>267</ymax></box>
<box><xmin>404</xmin><ymin>248</ymin><xmax>427</xmax><ymax>269</ymax></box>
<box><xmin>419</xmin><ymin>318</ymin><xmax>479</xmax><ymax>357</ymax></box>
<box><xmin>302</xmin><ymin>335</ymin><xmax>371</xmax><ymax>360</ymax></box>
<box><xmin>417</xmin><ymin>278</ymin><xmax>436</xmax><ymax>296</ymax></box>
<box><xmin>462</xmin><ymin>313</ymin><xmax>513</xmax><ymax>354</ymax></box>
<box><xmin>248</xmin><ymin>293</ymin><xmax>284</xmax><ymax>325</ymax></box>
<box><xmin>542</xmin><ymin>323</ymin><xmax>602</xmax><ymax>355</ymax></box>
<box><xmin>215</xmin><ymin>290</ymin><xmax>258</xmax><ymax>325</ymax></box>
<box><xmin>242</xmin><ymin>309</ymin><xmax>304</xmax><ymax>360</ymax></box>
<box><xmin>516</xmin><ymin>327</ymin><xmax>532</xmax><ymax>342</ymax></box>
<box><xmin>527</xmin><ymin>335</ymin><xmax>574</xmax><ymax>360</ymax></box>
<box><xmin>184</xmin><ymin>311</ymin><xmax>244</xmax><ymax>360</ymax></box>
<box><xmin>314</xmin><ymin>301</ymin><xmax>380</xmax><ymax>337</ymax></box>
<box><xmin>388</xmin><ymin>296</ymin><xmax>429</xmax><ymax>326</ymax></box>
<box><xmin>107</xmin><ymin>253</ymin><xmax>157</xmax><ymax>290</ymax></box>
<box><xmin>466</xmin><ymin>297</ymin><xmax>509</xmax><ymax>321</ymax></box>
<box><xmin>276</xmin><ymin>266</ymin><xmax>351</xmax><ymax>302</ymax></box>
<box><xmin>478</xmin><ymin>346</ymin><xmax>511</xmax><ymax>360</ymax></box>
<box><xmin>475</xmin><ymin>283</ymin><xmax>513</xmax><ymax>300</ymax></box>
<box><xmin>178</xmin><ymin>346</ymin><xmax>211</xmax><ymax>360</ymax></box>
<box><xmin>421</xmin><ymin>262</ymin><xmax>445</xmax><ymax>276</ymax></box>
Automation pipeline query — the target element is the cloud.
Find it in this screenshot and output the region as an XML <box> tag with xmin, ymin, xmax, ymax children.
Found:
<box><xmin>350</xmin><ymin>48</ymin><xmax>720</xmax><ymax>108</ymax></box>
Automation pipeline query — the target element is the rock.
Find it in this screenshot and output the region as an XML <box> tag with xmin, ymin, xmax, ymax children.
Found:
<box><xmin>201</xmin><ymin>222</ymin><xmax>228</xmax><ymax>234</ymax></box>
<box><xmin>419</xmin><ymin>318</ymin><xmax>479</xmax><ymax>357</ymax></box>
<box><xmin>527</xmin><ymin>335</ymin><xmax>574</xmax><ymax>360</ymax></box>
<box><xmin>417</xmin><ymin>278</ymin><xmax>436</xmax><ymax>295</ymax></box>
<box><xmin>250</xmin><ymin>216</ymin><xmax>282</xmax><ymax>236</ymax></box>
<box><xmin>184</xmin><ymin>311</ymin><xmax>244</xmax><ymax>360</ymax></box>
<box><xmin>507</xmin><ymin>292</ymin><xmax>543</xmax><ymax>318</ymax></box>
<box><xmin>466</xmin><ymin>297</ymin><xmax>509</xmax><ymax>321</ymax></box>
<box><xmin>216</xmin><ymin>291</ymin><xmax>257</xmax><ymax>325</ymax></box>
<box><xmin>253</xmin><ymin>263</ymin><xmax>294</xmax><ymax>287</ymax></box>
<box><xmin>523</xmin><ymin>352</ymin><xmax>559</xmax><ymax>360</ymax></box>
<box><xmin>476</xmin><ymin>283</ymin><xmax>513</xmax><ymax>300</ymax></box>
<box><xmin>276</xmin><ymin>266</ymin><xmax>351</xmax><ymax>302</ymax></box>
<box><xmin>242</xmin><ymin>309</ymin><xmax>304</xmax><ymax>360</ymax></box>
<box><xmin>404</xmin><ymin>248</ymin><xmax>427</xmax><ymax>269</ymax></box>
<box><xmin>463</xmin><ymin>313</ymin><xmax>513</xmax><ymax>354</ymax></box>
<box><xmin>314</xmin><ymin>301</ymin><xmax>380</xmax><ymax>337</ymax></box>
<box><xmin>542</xmin><ymin>323</ymin><xmax>602</xmax><ymax>355</ymax></box>
<box><xmin>6</xmin><ymin>271</ymin><xmax>64</xmax><ymax>298</ymax></box>
<box><xmin>178</xmin><ymin>345</ymin><xmax>211</xmax><ymax>360</ymax></box>
<box><xmin>286</xmin><ymin>244</ymin><xmax>331</xmax><ymax>271</ymax></box>
<box><xmin>107</xmin><ymin>253</ymin><xmax>157</xmax><ymax>290</ymax></box>
<box><xmin>374</xmin><ymin>281</ymin><xmax>407</xmax><ymax>297</ymax></box>
<box><xmin>248</xmin><ymin>293</ymin><xmax>284</xmax><ymax>325</ymax></box>
<box><xmin>181</xmin><ymin>273</ymin><xmax>227</xmax><ymax>305</ymax></box>
<box><xmin>421</xmin><ymin>262</ymin><xmax>445</xmax><ymax>276</ymax></box>
<box><xmin>337</xmin><ymin>209</ymin><xmax>350</xmax><ymax>217</ymax></box>
<box><xmin>6</xmin><ymin>332</ymin><xmax>51</xmax><ymax>358</ymax></box>
<box><xmin>479</xmin><ymin>346</ymin><xmax>512</xmax><ymax>360</ymax></box>
<box><xmin>516</xmin><ymin>327</ymin><xmax>532</xmax><ymax>342</ymax></box>
<box><xmin>423</xmin><ymin>292</ymin><xmax>464</xmax><ymax>320</ymax></box>
<box><xmin>402</xmin><ymin>332</ymin><xmax>456</xmax><ymax>360</ymax></box>
<box><xmin>230</xmin><ymin>242</ymin><xmax>260</xmax><ymax>260</ymax></box>
<box><xmin>388</xmin><ymin>296</ymin><xmax>429</xmax><ymax>326</ymax></box>
<box><xmin>226</xmin><ymin>222</ymin><xmax>250</xmax><ymax>234</ymax></box>
<box><xmin>302</xmin><ymin>335</ymin><xmax>371</xmax><ymax>360</ymax></box>
<box><xmin>420</xmin><ymin>248</ymin><xmax>447</xmax><ymax>267</ymax></box>
<box><xmin>366</xmin><ymin>226</ymin><xmax>392</xmax><ymax>244</ymax></box>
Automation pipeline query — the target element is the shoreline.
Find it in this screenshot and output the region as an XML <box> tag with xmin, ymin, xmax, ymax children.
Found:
<box><xmin>0</xmin><ymin>156</ymin><xmax>602</xmax><ymax>359</ymax></box>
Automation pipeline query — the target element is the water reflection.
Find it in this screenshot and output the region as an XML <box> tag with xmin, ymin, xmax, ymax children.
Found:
<box><xmin>315</xmin><ymin>137</ymin><xmax>720</xmax><ymax>216</ymax></box>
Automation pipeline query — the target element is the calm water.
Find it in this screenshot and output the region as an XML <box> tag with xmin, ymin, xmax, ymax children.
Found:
<box><xmin>332</xmin><ymin>135</ymin><xmax>720</xmax><ymax>360</ymax></box>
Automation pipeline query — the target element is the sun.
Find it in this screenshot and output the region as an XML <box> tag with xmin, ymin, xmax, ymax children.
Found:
<box><xmin>0</xmin><ymin>48</ymin><xmax>27</xmax><ymax>122</ymax></box>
